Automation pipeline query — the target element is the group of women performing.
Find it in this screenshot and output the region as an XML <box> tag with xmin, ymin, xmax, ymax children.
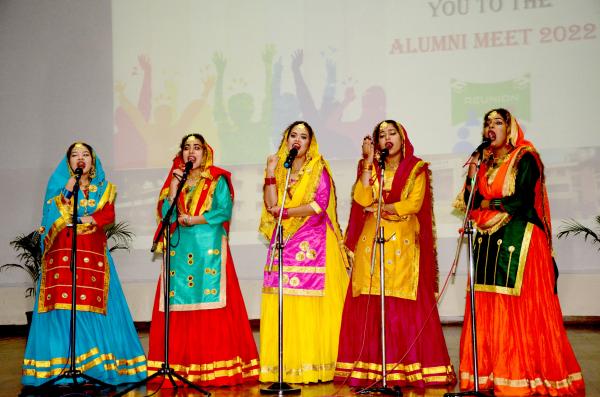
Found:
<box><xmin>21</xmin><ymin>108</ymin><xmax>585</xmax><ymax>396</ymax></box>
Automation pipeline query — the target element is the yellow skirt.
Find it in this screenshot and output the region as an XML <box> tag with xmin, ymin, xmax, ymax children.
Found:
<box><xmin>259</xmin><ymin>225</ymin><xmax>349</xmax><ymax>383</ymax></box>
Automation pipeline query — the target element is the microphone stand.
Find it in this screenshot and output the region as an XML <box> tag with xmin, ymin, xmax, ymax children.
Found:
<box><xmin>115</xmin><ymin>167</ymin><xmax>210</xmax><ymax>397</ymax></box>
<box><xmin>445</xmin><ymin>153</ymin><xmax>493</xmax><ymax>397</ymax></box>
<box><xmin>358</xmin><ymin>153</ymin><xmax>402</xmax><ymax>397</ymax></box>
<box><xmin>22</xmin><ymin>172</ymin><xmax>114</xmax><ymax>396</ymax></box>
<box><xmin>261</xmin><ymin>158</ymin><xmax>300</xmax><ymax>395</ymax></box>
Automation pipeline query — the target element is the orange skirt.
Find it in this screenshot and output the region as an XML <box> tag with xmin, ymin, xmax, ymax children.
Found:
<box><xmin>459</xmin><ymin>226</ymin><xmax>584</xmax><ymax>396</ymax></box>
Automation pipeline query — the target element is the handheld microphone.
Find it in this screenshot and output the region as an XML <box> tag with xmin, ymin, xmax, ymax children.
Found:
<box><xmin>472</xmin><ymin>137</ymin><xmax>492</xmax><ymax>156</ymax></box>
<box><xmin>184</xmin><ymin>160</ymin><xmax>193</xmax><ymax>173</ymax></box>
<box><xmin>283</xmin><ymin>148</ymin><xmax>299</xmax><ymax>169</ymax></box>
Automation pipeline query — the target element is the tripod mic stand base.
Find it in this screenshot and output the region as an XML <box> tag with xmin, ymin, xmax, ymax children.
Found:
<box><xmin>113</xmin><ymin>364</ymin><xmax>210</xmax><ymax>397</ymax></box>
<box><xmin>357</xmin><ymin>385</ymin><xmax>402</xmax><ymax>396</ymax></box>
<box><xmin>20</xmin><ymin>370</ymin><xmax>115</xmax><ymax>397</ymax></box>
<box><xmin>444</xmin><ymin>389</ymin><xmax>494</xmax><ymax>397</ymax></box>
<box><xmin>260</xmin><ymin>381</ymin><xmax>301</xmax><ymax>394</ymax></box>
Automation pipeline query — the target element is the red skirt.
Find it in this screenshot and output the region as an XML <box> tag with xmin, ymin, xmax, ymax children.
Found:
<box><xmin>148</xmin><ymin>250</ymin><xmax>259</xmax><ymax>386</ymax></box>
<box><xmin>459</xmin><ymin>226</ymin><xmax>585</xmax><ymax>395</ymax></box>
<box><xmin>335</xmin><ymin>283</ymin><xmax>456</xmax><ymax>388</ymax></box>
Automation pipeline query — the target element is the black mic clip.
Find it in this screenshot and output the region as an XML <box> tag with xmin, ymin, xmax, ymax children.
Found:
<box><xmin>73</xmin><ymin>167</ymin><xmax>84</xmax><ymax>182</ymax></box>
<box><xmin>182</xmin><ymin>161</ymin><xmax>193</xmax><ymax>178</ymax></box>
<box><xmin>377</xmin><ymin>148</ymin><xmax>389</xmax><ymax>168</ymax></box>
<box><xmin>284</xmin><ymin>148</ymin><xmax>298</xmax><ymax>169</ymax></box>
<box><xmin>472</xmin><ymin>137</ymin><xmax>492</xmax><ymax>156</ymax></box>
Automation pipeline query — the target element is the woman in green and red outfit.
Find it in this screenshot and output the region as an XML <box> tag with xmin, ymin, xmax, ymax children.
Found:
<box><xmin>455</xmin><ymin>108</ymin><xmax>584</xmax><ymax>395</ymax></box>
<box><xmin>147</xmin><ymin>133</ymin><xmax>259</xmax><ymax>386</ymax></box>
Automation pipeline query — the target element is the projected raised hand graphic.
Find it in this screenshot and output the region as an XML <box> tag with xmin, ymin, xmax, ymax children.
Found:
<box><xmin>213</xmin><ymin>46</ymin><xmax>274</xmax><ymax>165</ymax></box>
<box><xmin>114</xmin><ymin>54</ymin><xmax>152</xmax><ymax>168</ymax></box>
<box><xmin>117</xmin><ymin>63</ymin><xmax>215</xmax><ymax>168</ymax></box>
<box><xmin>291</xmin><ymin>49</ymin><xmax>355</xmax><ymax>158</ymax></box>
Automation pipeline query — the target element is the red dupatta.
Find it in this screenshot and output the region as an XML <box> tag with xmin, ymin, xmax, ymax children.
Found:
<box><xmin>152</xmin><ymin>143</ymin><xmax>234</xmax><ymax>252</ymax></box>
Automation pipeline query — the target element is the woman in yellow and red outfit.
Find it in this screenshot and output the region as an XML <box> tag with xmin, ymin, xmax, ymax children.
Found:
<box><xmin>455</xmin><ymin>108</ymin><xmax>584</xmax><ymax>395</ymax></box>
<box><xmin>335</xmin><ymin>120</ymin><xmax>455</xmax><ymax>388</ymax></box>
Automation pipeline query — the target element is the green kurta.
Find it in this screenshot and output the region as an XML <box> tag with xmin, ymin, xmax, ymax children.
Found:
<box><xmin>467</xmin><ymin>153</ymin><xmax>546</xmax><ymax>296</ymax></box>
<box><xmin>161</xmin><ymin>176</ymin><xmax>232</xmax><ymax>310</ymax></box>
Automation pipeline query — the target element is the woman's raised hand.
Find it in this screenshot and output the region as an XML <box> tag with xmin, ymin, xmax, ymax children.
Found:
<box><xmin>266</xmin><ymin>155</ymin><xmax>279</xmax><ymax>175</ymax></box>
<box><xmin>362</xmin><ymin>136</ymin><xmax>374</xmax><ymax>164</ymax></box>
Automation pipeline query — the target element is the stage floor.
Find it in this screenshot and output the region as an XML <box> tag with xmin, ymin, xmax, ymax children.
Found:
<box><xmin>2</xmin><ymin>325</ymin><xmax>598</xmax><ymax>396</ymax></box>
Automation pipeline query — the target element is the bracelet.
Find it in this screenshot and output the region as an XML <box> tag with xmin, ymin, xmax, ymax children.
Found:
<box><xmin>490</xmin><ymin>199</ymin><xmax>504</xmax><ymax>211</ymax></box>
<box><xmin>264</xmin><ymin>177</ymin><xmax>276</xmax><ymax>185</ymax></box>
<box><xmin>187</xmin><ymin>215</ymin><xmax>192</xmax><ymax>225</ymax></box>
<box><xmin>282</xmin><ymin>208</ymin><xmax>289</xmax><ymax>219</ymax></box>
<box><xmin>62</xmin><ymin>188</ymin><xmax>73</xmax><ymax>200</ymax></box>
<box><xmin>362</xmin><ymin>163</ymin><xmax>373</xmax><ymax>171</ymax></box>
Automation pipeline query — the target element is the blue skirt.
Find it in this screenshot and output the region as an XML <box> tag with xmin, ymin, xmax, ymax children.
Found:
<box><xmin>22</xmin><ymin>255</ymin><xmax>147</xmax><ymax>386</ymax></box>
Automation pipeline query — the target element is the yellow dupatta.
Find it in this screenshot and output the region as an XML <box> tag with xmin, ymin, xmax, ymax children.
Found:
<box><xmin>258</xmin><ymin>127</ymin><xmax>347</xmax><ymax>267</ymax></box>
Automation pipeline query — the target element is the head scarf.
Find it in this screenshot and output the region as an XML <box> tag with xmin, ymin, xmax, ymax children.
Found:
<box><xmin>40</xmin><ymin>143</ymin><xmax>115</xmax><ymax>254</ymax></box>
<box><xmin>152</xmin><ymin>139</ymin><xmax>233</xmax><ymax>252</ymax></box>
<box><xmin>345</xmin><ymin>120</ymin><xmax>440</xmax><ymax>292</ymax></box>
<box><xmin>459</xmin><ymin>110</ymin><xmax>553</xmax><ymax>243</ymax></box>
<box><xmin>258</xmin><ymin>122</ymin><xmax>346</xmax><ymax>249</ymax></box>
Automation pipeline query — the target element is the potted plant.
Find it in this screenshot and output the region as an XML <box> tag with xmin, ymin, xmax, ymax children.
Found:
<box><xmin>1</xmin><ymin>221</ymin><xmax>135</xmax><ymax>328</ymax></box>
<box><xmin>557</xmin><ymin>216</ymin><xmax>600</xmax><ymax>249</ymax></box>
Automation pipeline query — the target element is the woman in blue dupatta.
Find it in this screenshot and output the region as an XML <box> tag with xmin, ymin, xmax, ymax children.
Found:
<box><xmin>22</xmin><ymin>142</ymin><xmax>147</xmax><ymax>386</ymax></box>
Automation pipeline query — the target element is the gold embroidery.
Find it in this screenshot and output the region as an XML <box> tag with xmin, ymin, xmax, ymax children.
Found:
<box><xmin>484</xmin><ymin>237</ymin><xmax>491</xmax><ymax>284</ymax></box>
<box><xmin>494</xmin><ymin>239</ymin><xmax>502</xmax><ymax>283</ymax></box>
<box><xmin>506</xmin><ymin>246</ymin><xmax>515</xmax><ymax>287</ymax></box>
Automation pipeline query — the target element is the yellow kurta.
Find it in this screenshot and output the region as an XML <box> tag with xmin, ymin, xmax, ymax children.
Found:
<box><xmin>351</xmin><ymin>170</ymin><xmax>425</xmax><ymax>300</ymax></box>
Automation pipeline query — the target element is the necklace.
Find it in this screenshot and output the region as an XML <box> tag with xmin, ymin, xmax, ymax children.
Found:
<box><xmin>485</xmin><ymin>147</ymin><xmax>513</xmax><ymax>180</ymax></box>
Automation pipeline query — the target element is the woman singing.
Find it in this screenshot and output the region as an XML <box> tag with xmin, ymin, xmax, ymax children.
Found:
<box><xmin>147</xmin><ymin>133</ymin><xmax>259</xmax><ymax>385</ymax></box>
<box><xmin>22</xmin><ymin>142</ymin><xmax>147</xmax><ymax>386</ymax></box>
<box><xmin>259</xmin><ymin>121</ymin><xmax>349</xmax><ymax>383</ymax></box>
<box><xmin>454</xmin><ymin>109</ymin><xmax>584</xmax><ymax>395</ymax></box>
<box><xmin>335</xmin><ymin>120</ymin><xmax>455</xmax><ymax>388</ymax></box>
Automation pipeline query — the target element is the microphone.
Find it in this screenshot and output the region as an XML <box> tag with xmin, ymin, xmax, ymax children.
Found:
<box><xmin>283</xmin><ymin>148</ymin><xmax>298</xmax><ymax>169</ymax></box>
<box><xmin>472</xmin><ymin>137</ymin><xmax>492</xmax><ymax>156</ymax></box>
<box><xmin>184</xmin><ymin>160</ymin><xmax>193</xmax><ymax>173</ymax></box>
<box><xmin>74</xmin><ymin>167</ymin><xmax>83</xmax><ymax>180</ymax></box>
<box><xmin>378</xmin><ymin>148</ymin><xmax>389</xmax><ymax>165</ymax></box>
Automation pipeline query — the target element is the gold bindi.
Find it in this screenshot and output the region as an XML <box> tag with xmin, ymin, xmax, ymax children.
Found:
<box><xmin>185</xmin><ymin>135</ymin><xmax>197</xmax><ymax>144</ymax></box>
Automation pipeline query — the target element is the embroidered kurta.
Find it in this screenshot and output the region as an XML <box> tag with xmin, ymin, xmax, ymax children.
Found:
<box><xmin>455</xmin><ymin>115</ymin><xmax>584</xmax><ymax>396</ymax></box>
<box><xmin>335</xmin><ymin>121</ymin><xmax>455</xmax><ymax>388</ymax></box>
<box><xmin>148</xmin><ymin>148</ymin><xmax>259</xmax><ymax>386</ymax></box>
<box><xmin>22</xmin><ymin>151</ymin><xmax>147</xmax><ymax>386</ymax></box>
